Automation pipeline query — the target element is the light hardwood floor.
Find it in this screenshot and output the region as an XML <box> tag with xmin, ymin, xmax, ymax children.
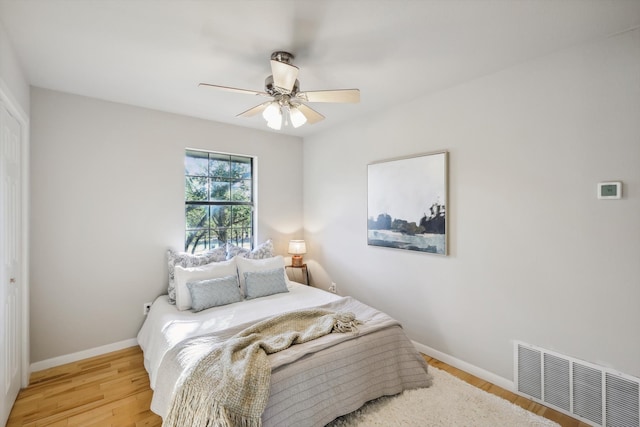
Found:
<box><xmin>8</xmin><ymin>346</ymin><xmax>589</xmax><ymax>426</ymax></box>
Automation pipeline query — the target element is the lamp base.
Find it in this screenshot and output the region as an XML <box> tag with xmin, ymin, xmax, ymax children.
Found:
<box><xmin>291</xmin><ymin>255</ymin><xmax>303</xmax><ymax>267</ymax></box>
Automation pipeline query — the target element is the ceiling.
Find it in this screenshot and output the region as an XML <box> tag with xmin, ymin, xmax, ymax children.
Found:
<box><xmin>1</xmin><ymin>0</ymin><xmax>639</xmax><ymax>137</ymax></box>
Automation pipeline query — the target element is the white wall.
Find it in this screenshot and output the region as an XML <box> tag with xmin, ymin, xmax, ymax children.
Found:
<box><xmin>29</xmin><ymin>88</ymin><xmax>303</xmax><ymax>363</ymax></box>
<box><xmin>303</xmin><ymin>29</ymin><xmax>640</xmax><ymax>381</ymax></box>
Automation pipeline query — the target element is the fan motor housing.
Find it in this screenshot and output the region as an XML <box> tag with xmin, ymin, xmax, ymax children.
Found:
<box><xmin>265</xmin><ymin>75</ymin><xmax>299</xmax><ymax>96</ymax></box>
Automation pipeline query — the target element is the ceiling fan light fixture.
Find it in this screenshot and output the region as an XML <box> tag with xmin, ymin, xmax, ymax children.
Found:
<box><xmin>289</xmin><ymin>106</ymin><xmax>307</xmax><ymax>128</ymax></box>
<box><xmin>264</xmin><ymin>103</ymin><xmax>283</xmax><ymax>130</ymax></box>
<box><xmin>266</xmin><ymin>113</ymin><xmax>282</xmax><ymax>130</ymax></box>
<box><xmin>267</xmin><ymin>118</ymin><xmax>282</xmax><ymax>130</ymax></box>
<box><xmin>267</xmin><ymin>120</ymin><xmax>282</xmax><ymax>130</ymax></box>
<box><xmin>262</xmin><ymin>102</ymin><xmax>280</xmax><ymax>122</ymax></box>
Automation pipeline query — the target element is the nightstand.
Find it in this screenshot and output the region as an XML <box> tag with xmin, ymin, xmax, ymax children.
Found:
<box><xmin>285</xmin><ymin>263</ymin><xmax>309</xmax><ymax>285</ymax></box>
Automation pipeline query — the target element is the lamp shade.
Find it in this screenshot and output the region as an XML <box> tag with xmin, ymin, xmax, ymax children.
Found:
<box><xmin>262</xmin><ymin>102</ymin><xmax>280</xmax><ymax>121</ymax></box>
<box><xmin>263</xmin><ymin>102</ymin><xmax>283</xmax><ymax>130</ymax></box>
<box><xmin>266</xmin><ymin>116</ymin><xmax>282</xmax><ymax>130</ymax></box>
<box><xmin>289</xmin><ymin>106</ymin><xmax>307</xmax><ymax>128</ymax></box>
<box><xmin>288</xmin><ymin>240</ymin><xmax>307</xmax><ymax>255</ymax></box>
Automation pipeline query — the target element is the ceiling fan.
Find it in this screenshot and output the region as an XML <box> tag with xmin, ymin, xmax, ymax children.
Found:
<box><xmin>199</xmin><ymin>51</ymin><xmax>360</xmax><ymax>130</ymax></box>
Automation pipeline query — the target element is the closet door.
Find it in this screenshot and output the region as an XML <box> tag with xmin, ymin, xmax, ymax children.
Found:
<box><xmin>0</xmin><ymin>102</ymin><xmax>21</xmax><ymax>426</ymax></box>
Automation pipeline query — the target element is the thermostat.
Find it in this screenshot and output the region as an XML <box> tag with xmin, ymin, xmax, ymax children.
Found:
<box><xmin>597</xmin><ymin>181</ymin><xmax>622</xmax><ymax>199</ymax></box>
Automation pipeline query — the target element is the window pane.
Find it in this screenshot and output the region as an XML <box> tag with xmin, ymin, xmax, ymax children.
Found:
<box><xmin>231</xmin><ymin>205</ymin><xmax>252</xmax><ymax>228</ymax></box>
<box><xmin>208</xmin><ymin>233</ymin><xmax>225</xmax><ymax>249</ymax></box>
<box><xmin>209</xmin><ymin>153</ymin><xmax>230</xmax><ymax>178</ymax></box>
<box><xmin>186</xmin><ymin>230</ymin><xmax>208</xmax><ymax>254</ymax></box>
<box><xmin>210</xmin><ymin>179</ymin><xmax>230</xmax><ymax>201</ymax></box>
<box><xmin>229</xmin><ymin>228</ymin><xmax>251</xmax><ymax>248</ymax></box>
<box><xmin>239</xmin><ymin>228</ymin><xmax>251</xmax><ymax>247</ymax></box>
<box><xmin>210</xmin><ymin>205</ymin><xmax>231</xmax><ymax>228</ymax></box>
<box><xmin>185</xmin><ymin>150</ymin><xmax>209</xmax><ymax>176</ymax></box>
<box><xmin>213</xmin><ymin>227</ymin><xmax>230</xmax><ymax>244</ymax></box>
<box><xmin>185</xmin><ymin>176</ymin><xmax>208</xmax><ymax>201</ymax></box>
<box><xmin>185</xmin><ymin>205</ymin><xmax>208</xmax><ymax>229</ymax></box>
<box><xmin>231</xmin><ymin>180</ymin><xmax>251</xmax><ymax>202</ymax></box>
<box><xmin>231</xmin><ymin>156</ymin><xmax>251</xmax><ymax>179</ymax></box>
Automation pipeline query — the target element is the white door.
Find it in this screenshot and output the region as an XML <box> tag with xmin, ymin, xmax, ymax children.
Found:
<box><xmin>0</xmin><ymin>102</ymin><xmax>21</xmax><ymax>426</ymax></box>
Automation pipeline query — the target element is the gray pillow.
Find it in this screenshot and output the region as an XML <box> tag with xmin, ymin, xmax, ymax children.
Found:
<box><xmin>244</xmin><ymin>268</ymin><xmax>289</xmax><ymax>300</ymax></box>
<box><xmin>186</xmin><ymin>275</ymin><xmax>243</xmax><ymax>312</ymax></box>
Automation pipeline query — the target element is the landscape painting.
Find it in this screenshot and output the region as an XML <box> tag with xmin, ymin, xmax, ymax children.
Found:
<box><xmin>368</xmin><ymin>151</ymin><xmax>448</xmax><ymax>255</ymax></box>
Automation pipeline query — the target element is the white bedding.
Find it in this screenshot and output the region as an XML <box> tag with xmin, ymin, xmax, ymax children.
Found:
<box><xmin>138</xmin><ymin>281</ymin><xmax>431</xmax><ymax>426</ymax></box>
<box><xmin>137</xmin><ymin>282</ymin><xmax>341</xmax><ymax>390</ymax></box>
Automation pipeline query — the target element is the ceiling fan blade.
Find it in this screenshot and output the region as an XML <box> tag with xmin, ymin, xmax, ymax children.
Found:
<box><xmin>296</xmin><ymin>89</ymin><xmax>360</xmax><ymax>103</ymax></box>
<box><xmin>270</xmin><ymin>60</ymin><xmax>299</xmax><ymax>93</ymax></box>
<box><xmin>236</xmin><ymin>102</ymin><xmax>272</xmax><ymax>118</ymax></box>
<box><xmin>297</xmin><ymin>104</ymin><xmax>325</xmax><ymax>124</ymax></box>
<box><xmin>199</xmin><ymin>83</ymin><xmax>269</xmax><ymax>97</ymax></box>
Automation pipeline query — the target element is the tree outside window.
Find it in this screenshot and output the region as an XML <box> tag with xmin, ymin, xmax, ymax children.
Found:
<box><xmin>185</xmin><ymin>150</ymin><xmax>254</xmax><ymax>254</ymax></box>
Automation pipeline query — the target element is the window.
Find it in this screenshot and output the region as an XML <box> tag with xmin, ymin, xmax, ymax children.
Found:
<box><xmin>185</xmin><ymin>150</ymin><xmax>254</xmax><ymax>254</ymax></box>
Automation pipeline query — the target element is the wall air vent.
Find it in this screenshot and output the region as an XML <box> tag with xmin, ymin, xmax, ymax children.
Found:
<box><xmin>544</xmin><ymin>353</ymin><xmax>570</xmax><ymax>412</ymax></box>
<box><xmin>514</xmin><ymin>342</ymin><xmax>640</xmax><ymax>427</ymax></box>
<box><xmin>517</xmin><ymin>345</ymin><xmax>542</xmax><ymax>399</ymax></box>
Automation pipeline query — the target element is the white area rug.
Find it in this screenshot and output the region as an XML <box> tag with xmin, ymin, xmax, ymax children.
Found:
<box><xmin>327</xmin><ymin>367</ymin><xmax>560</xmax><ymax>426</ymax></box>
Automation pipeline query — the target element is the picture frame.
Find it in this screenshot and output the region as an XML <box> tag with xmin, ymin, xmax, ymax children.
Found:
<box><xmin>367</xmin><ymin>151</ymin><xmax>449</xmax><ymax>255</ymax></box>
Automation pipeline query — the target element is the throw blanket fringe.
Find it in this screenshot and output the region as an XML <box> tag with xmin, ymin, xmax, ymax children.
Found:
<box><xmin>163</xmin><ymin>309</ymin><xmax>361</xmax><ymax>427</ymax></box>
<box><xmin>334</xmin><ymin>312</ymin><xmax>361</xmax><ymax>333</ymax></box>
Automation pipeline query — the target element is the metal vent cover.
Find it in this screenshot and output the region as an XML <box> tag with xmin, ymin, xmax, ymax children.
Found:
<box><xmin>515</xmin><ymin>342</ymin><xmax>640</xmax><ymax>427</ymax></box>
<box><xmin>544</xmin><ymin>353</ymin><xmax>570</xmax><ymax>411</ymax></box>
<box><xmin>518</xmin><ymin>345</ymin><xmax>542</xmax><ymax>399</ymax></box>
<box><xmin>574</xmin><ymin>363</ymin><xmax>603</xmax><ymax>424</ymax></box>
<box><xmin>606</xmin><ymin>373</ymin><xmax>640</xmax><ymax>427</ymax></box>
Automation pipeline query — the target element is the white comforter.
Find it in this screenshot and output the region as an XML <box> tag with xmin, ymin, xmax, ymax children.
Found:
<box><xmin>137</xmin><ymin>282</ymin><xmax>341</xmax><ymax>390</ymax></box>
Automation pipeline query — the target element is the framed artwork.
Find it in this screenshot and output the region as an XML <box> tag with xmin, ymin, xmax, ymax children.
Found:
<box><xmin>367</xmin><ymin>151</ymin><xmax>448</xmax><ymax>255</ymax></box>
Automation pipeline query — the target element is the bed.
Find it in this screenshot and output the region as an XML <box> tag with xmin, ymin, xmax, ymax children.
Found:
<box><xmin>137</xmin><ymin>252</ymin><xmax>431</xmax><ymax>426</ymax></box>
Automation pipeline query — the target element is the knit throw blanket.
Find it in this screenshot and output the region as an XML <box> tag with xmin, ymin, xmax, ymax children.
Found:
<box><xmin>163</xmin><ymin>309</ymin><xmax>361</xmax><ymax>427</ymax></box>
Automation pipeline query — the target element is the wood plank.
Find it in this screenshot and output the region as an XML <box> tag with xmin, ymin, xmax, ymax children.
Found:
<box><xmin>8</xmin><ymin>346</ymin><xmax>582</xmax><ymax>426</ymax></box>
<box><xmin>7</xmin><ymin>347</ymin><xmax>162</xmax><ymax>427</ymax></box>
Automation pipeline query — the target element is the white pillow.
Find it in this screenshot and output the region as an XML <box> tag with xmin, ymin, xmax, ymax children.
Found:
<box><xmin>235</xmin><ymin>255</ymin><xmax>287</xmax><ymax>295</ymax></box>
<box><xmin>174</xmin><ymin>258</ymin><xmax>238</xmax><ymax>311</ymax></box>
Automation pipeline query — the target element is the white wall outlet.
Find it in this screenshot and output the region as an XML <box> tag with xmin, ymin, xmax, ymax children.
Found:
<box><xmin>329</xmin><ymin>282</ymin><xmax>337</xmax><ymax>294</ymax></box>
<box><xmin>143</xmin><ymin>302</ymin><xmax>152</xmax><ymax>315</ymax></box>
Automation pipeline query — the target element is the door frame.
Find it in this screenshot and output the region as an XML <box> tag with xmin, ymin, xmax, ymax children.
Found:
<box><xmin>0</xmin><ymin>78</ymin><xmax>30</xmax><ymax>388</ymax></box>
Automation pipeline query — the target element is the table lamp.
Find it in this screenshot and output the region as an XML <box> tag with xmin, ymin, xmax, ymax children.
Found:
<box><xmin>288</xmin><ymin>240</ymin><xmax>307</xmax><ymax>267</ymax></box>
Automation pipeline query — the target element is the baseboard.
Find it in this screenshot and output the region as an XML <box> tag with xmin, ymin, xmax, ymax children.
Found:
<box><xmin>412</xmin><ymin>340</ymin><xmax>514</xmax><ymax>392</ymax></box>
<box><xmin>30</xmin><ymin>338</ymin><xmax>139</xmax><ymax>373</ymax></box>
